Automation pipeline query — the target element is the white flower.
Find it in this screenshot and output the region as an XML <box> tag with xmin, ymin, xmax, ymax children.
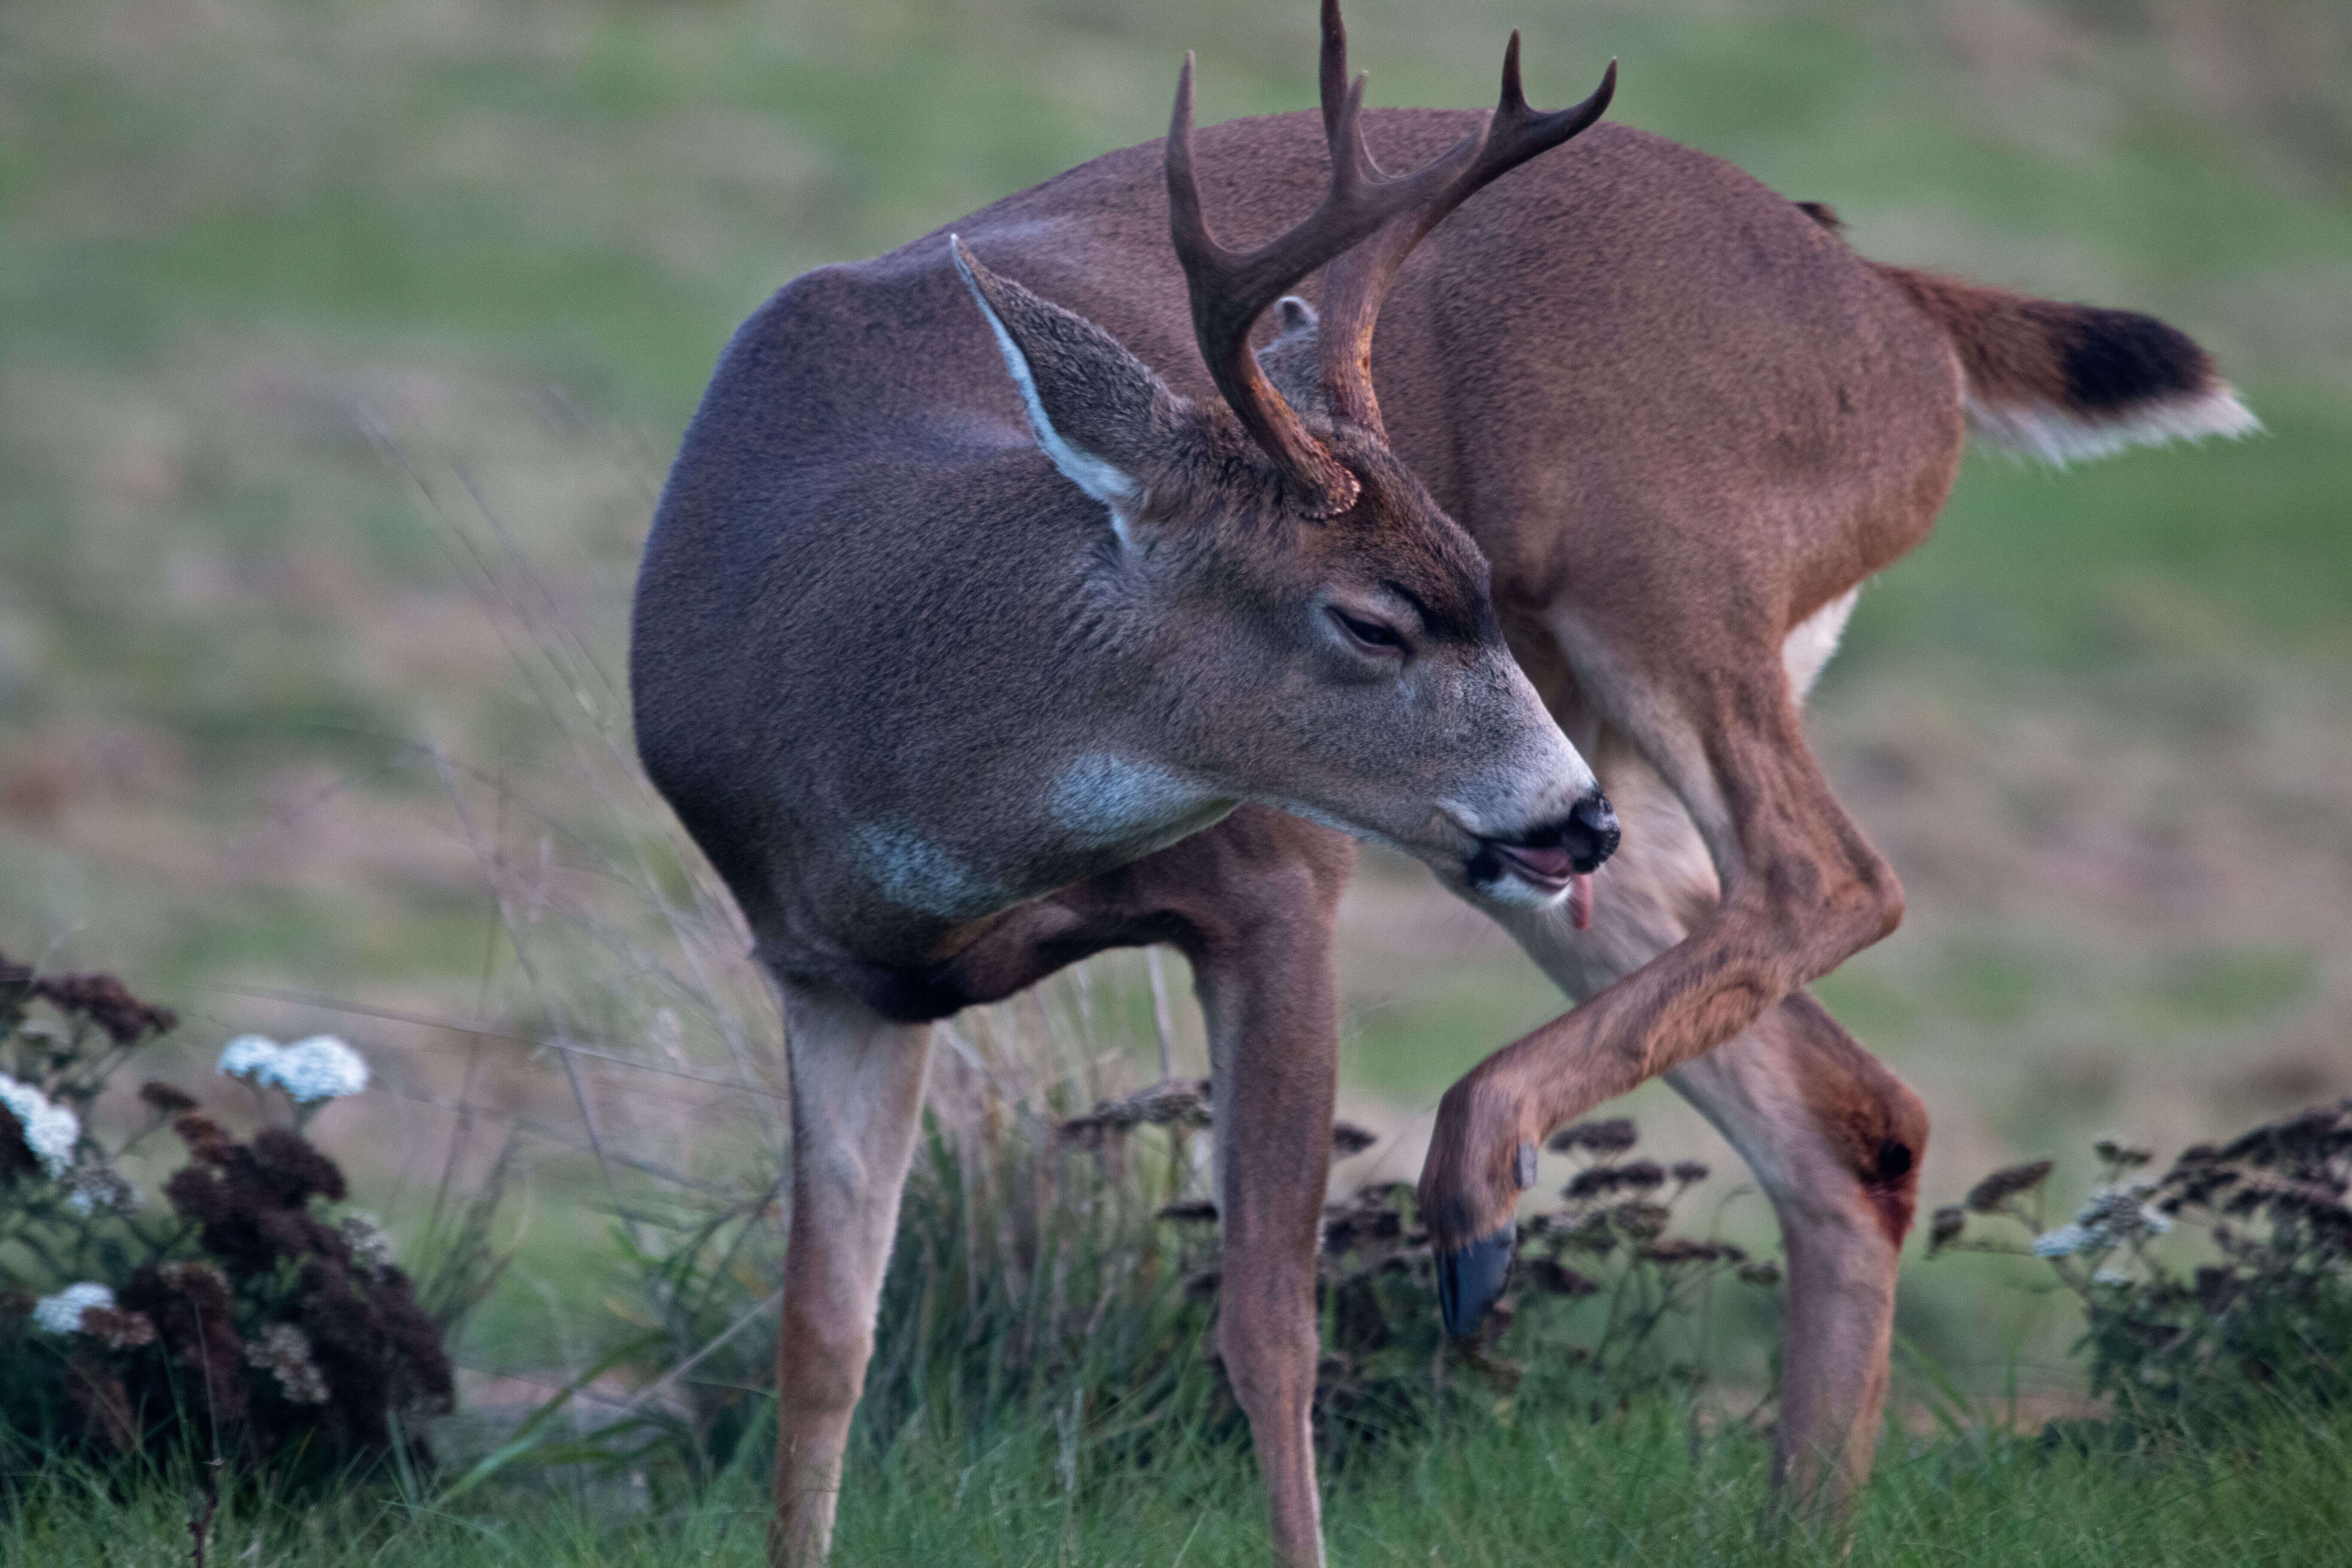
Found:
<box><xmin>2091</xmin><ymin>1266</ymin><xmax>2134</xmax><ymax>1288</ymax></box>
<box><xmin>2032</xmin><ymin>1223</ymin><xmax>2093</xmax><ymax>1258</ymax></box>
<box><xmin>258</xmin><ymin>1035</ymin><xmax>369</xmax><ymax>1102</ymax></box>
<box><xmin>0</xmin><ymin>1072</ymin><xmax>79</xmax><ymax>1179</ymax></box>
<box><xmin>32</xmin><ymin>1281</ymin><xmax>116</xmax><ymax>1335</ymax></box>
<box><xmin>217</xmin><ymin>1034</ymin><xmax>282</xmax><ymax>1079</ymax></box>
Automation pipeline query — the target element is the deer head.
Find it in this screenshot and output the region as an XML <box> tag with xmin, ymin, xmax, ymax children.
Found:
<box><xmin>950</xmin><ymin>0</ymin><xmax>1620</xmax><ymax>908</ymax></box>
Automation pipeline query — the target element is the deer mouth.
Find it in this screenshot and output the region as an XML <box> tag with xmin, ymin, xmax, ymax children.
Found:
<box><xmin>1487</xmin><ymin>839</ymin><xmax>1579</xmax><ymax>890</ymax></box>
<box><xmin>1466</xmin><ymin>840</ymin><xmax>1600</xmax><ymax>928</ymax></box>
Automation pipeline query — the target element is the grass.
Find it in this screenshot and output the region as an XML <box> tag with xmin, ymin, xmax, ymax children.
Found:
<box><xmin>9</xmin><ymin>1394</ymin><xmax>2352</xmax><ymax>1567</ymax></box>
<box><xmin>3</xmin><ymin>0</ymin><xmax>2351</xmax><ymax>1536</ymax></box>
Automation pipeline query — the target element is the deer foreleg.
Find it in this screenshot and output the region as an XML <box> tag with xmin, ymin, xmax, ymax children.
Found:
<box><xmin>1469</xmin><ymin>743</ymin><xmax>1925</xmax><ymax>1513</ymax></box>
<box><xmin>1419</xmin><ymin>668</ymin><xmax>1904</xmax><ymax>1328</ymax></box>
<box><xmin>1188</xmin><ymin>885</ymin><xmax>1342</xmax><ymax>1568</ymax></box>
<box><xmin>763</xmin><ymin>973</ymin><xmax>933</xmax><ymax>1568</ymax></box>
<box><xmin>917</xmin><ymin>807</ymin><xmax>1354</xmax><ymax>1565</ymax></box>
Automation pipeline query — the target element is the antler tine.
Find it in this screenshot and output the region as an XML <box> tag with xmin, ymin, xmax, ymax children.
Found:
<box><xmin>1316</xmin><ymin>40</ymin><xmax>1617</xmax><ymax>435</ymax></box>
<box><xmin>1482</xmin><ymin>38</ymin><xmax>1616</xmax><ymax>190</ymax></box>
<box><xmin>1166</xmin><ymin>0</ymin><xmax>1487</xmax><ymax>515</ymax></box>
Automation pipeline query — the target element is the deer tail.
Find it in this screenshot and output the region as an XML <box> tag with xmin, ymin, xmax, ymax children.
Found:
<box><xmin>1875</xmin><ymin>264</ymin><xmax>2258</xmax><ymax>465</ymax></box>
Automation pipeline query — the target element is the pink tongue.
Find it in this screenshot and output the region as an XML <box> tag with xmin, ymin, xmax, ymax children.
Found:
<box><xmin>1569</xmin><ymin>873</ymin><xmax>1594</xmax><ymax>931</ymax></box>
<box><xmin>1509</xmin><ymin>844</ymin><xmax>1577</xmax><ymax>879</ymax></box>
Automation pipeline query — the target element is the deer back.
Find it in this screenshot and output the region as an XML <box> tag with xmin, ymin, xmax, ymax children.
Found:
<box><xmin>631</xmin><ymin>109</ymin><xmax>1959</xmax><ymax>985</ymax></box>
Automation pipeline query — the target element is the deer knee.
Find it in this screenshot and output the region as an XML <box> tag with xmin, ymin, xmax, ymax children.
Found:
<box><xmin>779</xmin><ymin>1308</ymin><xmax>873</xmax><ymax>1416</ymax></box>
<box><xmin>1216</xmin><ymin>1298</ymin><xmax>1317</xmax><ymax>1418</ymax></box>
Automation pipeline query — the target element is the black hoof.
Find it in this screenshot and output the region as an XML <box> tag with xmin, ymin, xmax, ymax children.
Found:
<box><xmin>1435</xmin><ymin>1223</ymin><xmax>1516</xmax><ymax>1341</ymax></box>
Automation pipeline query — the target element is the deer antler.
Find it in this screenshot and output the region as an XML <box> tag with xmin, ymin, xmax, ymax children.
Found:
<box><xmin>1166</xmin><ymin>1</ymin><xmax>1614</xmax><ymax>510</ymax></box>
<box><xmin>1167</xmin><ymin>0</ymin><xmax>1488</xmax><ymax>515</ymax></box>
<box><xmin>1315</xmin><ymin>29</ymin><xmax>1616</xmax><ymax>438</ymax></box>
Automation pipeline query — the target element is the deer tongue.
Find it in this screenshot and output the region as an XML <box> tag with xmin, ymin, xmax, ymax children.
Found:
<box><xmin>1569</xmin><ymin>873</ymin><xmax>1595</xmax><ymax>931</ymax></box>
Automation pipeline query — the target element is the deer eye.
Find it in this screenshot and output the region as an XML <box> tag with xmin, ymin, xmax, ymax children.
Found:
<box><xmin>1329</xmin><ymin>607</ymin><xmax>1407</xmax><ymax>655</ymax></box>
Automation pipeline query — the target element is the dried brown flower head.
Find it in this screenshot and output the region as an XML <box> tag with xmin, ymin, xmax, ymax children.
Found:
<box><xmin>1547</xmin><ymin>1118</ymin><xmax>1638</xmax><ymax>1156</ymax></box>
<box><xmin>251</xmin><ymin>1128</ymin><xmax>347</xmax><ymax>1205</ymax></box>
<box><xmin>171</xmin><ymin>1110</ymin><xmax>236</xmax><ymax>1165</ymax></box>
<box><xmin>31</xmin><ymin>971</ymin><xmax>177</xmax><ymax>1045</ymax></box>
<box><xmin>1964</xmin><ymin>1158</ymin><xmax>2055</xmax><ymax>1214</ymax></box>
<box><xmin>1060</xmin><ymin>1079</ymin><xmax>1213</xmax><ymax>1145</ymax></box>
<box><xmin>1642</xmin><ymin>1238</ymin><xmax>1734</xmax><ymax>1266</ymax></box>
<box><xmin>138</xmin><ymin>1080</ymin><xmax>198</xmax><ymax>1115</ymax></box>
<box><xmin>77</xmin><ymin>1306</ymin><xmax>158</xmax><ymax>1351</ymax></box>
<box><xmin>1611</xmin><ymin>1201</ymin><xmax>1672</xmax><ymax>1242</ymax></box>
<box><xmin>119</xmin><ymin>1261</ymin><xmax>246</xmax><ymax>1424</ymax></box>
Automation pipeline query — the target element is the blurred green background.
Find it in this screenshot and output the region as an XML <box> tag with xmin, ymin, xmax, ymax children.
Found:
<box><xmin>2</xmin><ymin>0</ymin><xmax>2347</xmax><ymax>1401</ymax></box>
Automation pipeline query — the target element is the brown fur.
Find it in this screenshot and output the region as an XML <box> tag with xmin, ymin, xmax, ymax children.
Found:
<box><xmin>630</xmin><ymin>8</ymin><xmax>2242</xmax><ymax>1561</ymax></box>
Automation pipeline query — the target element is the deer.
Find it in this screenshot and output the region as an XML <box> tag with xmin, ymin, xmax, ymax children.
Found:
<box><xmin>629</xmin><ymin>3</ymin><xmax>2254</xmax><ymax>1562</ymax></box>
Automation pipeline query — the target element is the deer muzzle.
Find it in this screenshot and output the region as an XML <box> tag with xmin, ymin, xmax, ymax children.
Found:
<box><xmin>1466</xmin><ymin>789</ymin><xmax>1619</xmax><ymax>900</ymax></box>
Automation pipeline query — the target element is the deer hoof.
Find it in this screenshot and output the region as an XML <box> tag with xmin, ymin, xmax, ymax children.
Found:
<box><xmin>1435</xmin><ymin>1223</ymin><xmax>1516</xmax><ymax>1340</ymax></box>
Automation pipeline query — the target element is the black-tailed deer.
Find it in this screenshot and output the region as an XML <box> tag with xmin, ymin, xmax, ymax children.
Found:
<box><xmin>631</xmin><ymin>4</ymin><xmax>2252</xmax><ymax>1561</ymax></box>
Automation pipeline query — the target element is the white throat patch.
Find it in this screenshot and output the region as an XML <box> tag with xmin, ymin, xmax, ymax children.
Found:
<box><xmin>850</xmin><ymin>820</ymin><xmax>1006</xmax><ymax>921</ymax></box>
<box><xmin>1048</xmin><ymin>753</ymin><xmax>1231</xmax><ymax>854</ymax></box>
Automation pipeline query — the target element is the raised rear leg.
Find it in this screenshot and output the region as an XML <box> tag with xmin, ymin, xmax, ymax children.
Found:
<box><xmin>934</xmin><ymin>805</ymin><xmax>1353</xmax><ymax>1566</ymax></box>
<box><xmin>1448</xmin><ymin>699</ymin><xmax>1924</xmax><ymax>1516</ymax></box>
<box><xmin>761</xmin><ymin>974</ymin><xmax>933</xmax><ymax>1568</ymax></box>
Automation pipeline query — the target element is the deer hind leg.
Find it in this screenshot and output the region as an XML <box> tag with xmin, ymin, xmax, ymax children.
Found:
<box><xmin>1467</xmin><ymin>735</ymin><xmax>1924</xmax><ymax>1517</ymax></box>
<box><xmin>1674</xmin><ymin>993</ymin><xmax>1923</xmax><ymax>1519</ymax></box>
<box><xmin>761</xmin><ymin>971</ymin><xmax>933</xmax><ymax>1568</ymax></box>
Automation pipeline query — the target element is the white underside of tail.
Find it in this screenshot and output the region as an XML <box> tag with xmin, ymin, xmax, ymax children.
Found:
<box><xmin>1963</xmin><ymin>386</ymin><xmax>2261</xmax><ymax>467</ymax></box>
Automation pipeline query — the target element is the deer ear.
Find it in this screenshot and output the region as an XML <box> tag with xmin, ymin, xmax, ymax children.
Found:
<box><xmin>951</xmin><ymin>236</ymin><xmax>1188</xmax><ymax>527</ymax></box>
<box><xmin>1254</xmin><ymin>295</ymin><xmax>1326</xmax><ymax>416</ymax></box>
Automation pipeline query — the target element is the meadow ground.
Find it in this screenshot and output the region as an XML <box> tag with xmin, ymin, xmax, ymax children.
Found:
<box><xmin>3</xmin><ymin>0</ymin><xmax>2350</xmax><ymax>1552</ymax></box>
<box><xmin>10</xmin><ymin>1396</ymin><xmax>2352</xmax><ymax>1568</ymax></box>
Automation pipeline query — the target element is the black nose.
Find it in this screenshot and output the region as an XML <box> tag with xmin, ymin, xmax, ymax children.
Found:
<box><xmin>1565</xmin><ymin>791</ymin><xmax>1619</xmax><ymax>872</ymax></box>
<box><xmin>1513</xmin><ymin>790</ymin><xmax>1617</xmax><ymax>873</ymax></box>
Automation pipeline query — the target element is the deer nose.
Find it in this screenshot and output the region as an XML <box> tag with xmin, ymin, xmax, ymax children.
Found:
<box><xmin>1562</xmin><ymin>790</ymin><xmax>1619</xmax><ymax>873</ymax></box>
<box><xmin>1511</xmin><ymin>790</ymin><xmax>1617</xmax><ymax>874</ymax></box>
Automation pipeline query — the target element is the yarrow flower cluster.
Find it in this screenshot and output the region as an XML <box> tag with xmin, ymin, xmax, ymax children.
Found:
<box><xmin>216</xmin><ymin>1034</ymin><xmax>279</xmax><ymax>1078</ymax></box>
<box><xmin>0</xmin><ymin>1071</ymin><xmax>80</xmax><ymax>1178</ymax></box>
<box><xmin>217</xmin><ymin>1034</ymin><xmax>371</xmax><ymax>1103</ymax></box>
<box><xmin>2030</xmin><ymin>1182</ymin><xmax>2173</xmax><ymax>1258</ymax></box>
<box><xmin>32</xmin><ymin>1281</ymin><xmax>116</xmax><ymax>1335</ymax></box>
